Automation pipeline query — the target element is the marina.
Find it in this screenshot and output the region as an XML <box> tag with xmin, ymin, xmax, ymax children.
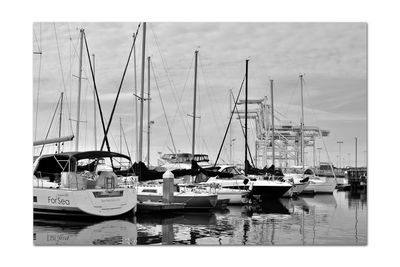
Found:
<box><xmin>32</xmin><ymin>22</ymin><xmax>367</xmax><ymax>246</ymax></box>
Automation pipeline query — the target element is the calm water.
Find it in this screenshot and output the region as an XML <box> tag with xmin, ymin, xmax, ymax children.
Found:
<box><xmin>33</xmin><ymin>191</ymin><xmax>367</xmax><ymax>245</ymax></box>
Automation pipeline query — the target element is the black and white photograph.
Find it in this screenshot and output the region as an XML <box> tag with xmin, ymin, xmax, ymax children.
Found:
<box><xmin>32</xmin><ymin>22</ymin><xmax>367</xmax><ymax>246</ymax></box>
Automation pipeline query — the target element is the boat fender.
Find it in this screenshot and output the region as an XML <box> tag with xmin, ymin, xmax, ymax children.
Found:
<box><xmin>243</xmin><ymin>178</ymin><xmax>249</xmax><ymax>185</ymax></box>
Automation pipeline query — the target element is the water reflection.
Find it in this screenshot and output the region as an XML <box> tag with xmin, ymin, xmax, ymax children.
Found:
<box><xmin>136</xmin><ymin>212</ymin><xmax>219</xmax><ymax>245</ymax></box>
<box><xmin>33</xmin><ymin>192</ymin><xmax>367</xmax><ymax>245</ymax></box>
<box><xmin>34</xmin><ymin>218</ymin><xmax>137</xmax><ymax>245</ymax></box>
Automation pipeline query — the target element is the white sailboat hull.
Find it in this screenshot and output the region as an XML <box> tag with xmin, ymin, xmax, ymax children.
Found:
<box><xmin>34</xmin><ymin>187</ymin><xmax>137</xmax><ymax>217</ymax></box>
<box><xmin>250</xmin><ymin>180</ymin><xmax>293</xmax><ymax>198</ymax></box>
<box><xmin>216</xmin><ymin>188</ymin><xmax>248</xmax><ymax>205</ymax></box>
<box><xmin>301</xmin><ymin>180</ymin><xmax>336</xmax><ymax>194</ymax></box>
<box><xmin>137</xmin><ymin>186</ymin><xmax>218</xmax><ymax>209</ymax></box>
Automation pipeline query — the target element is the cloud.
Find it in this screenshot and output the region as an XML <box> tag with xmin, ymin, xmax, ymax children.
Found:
<box><xmin>33</xmin><ymin>22</ymin><xmax>367</xmax><ymax>164</ymax></box>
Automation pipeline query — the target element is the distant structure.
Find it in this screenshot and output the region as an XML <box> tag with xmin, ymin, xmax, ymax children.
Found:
<box><xmin>236</xmin><ymin>97</ymin><xmax>329</xmax><ymax>168</ymax></box>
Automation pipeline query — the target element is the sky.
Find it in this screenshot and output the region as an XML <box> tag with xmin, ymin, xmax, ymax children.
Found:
<box><xmin>32</xmin><ymin>22</ymin><xmax>367</xmax><ymax>167</ymax></box>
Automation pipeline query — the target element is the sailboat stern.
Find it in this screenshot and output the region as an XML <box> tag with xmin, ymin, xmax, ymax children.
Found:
<box><xmin>250</xmin><ymin>180</ymin><xmax>293</xmax><ymax>198</ymax></box>
<box><xmin>77</xmin><ymin>188</ymin><xmax>137</xmax><ymax>216</ymax></box>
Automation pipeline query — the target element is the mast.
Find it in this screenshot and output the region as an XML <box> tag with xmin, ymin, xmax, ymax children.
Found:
<box><xmin>58</xmin><ymin>92</ymin><xmax>64</xmax><ymax>153</ymax></box>
<box><xmin>229</xmin><ymin>89</ymin><xmax>233</xmax><ymax>164</ymax></box>
<box><xmin>355</xmin><ymin>137</ymin><xmax>358</xmax><ymax>175</ymax></box>
<box><xmin>138</xmin><ymin>22</ymin><xmax>146</xmax><ymax>162</ymax></box>
<box><xmin>192</xmin><ymin>50</ymin><xmax>199</xmax><ymax>156</ymax></box>
<box><xmin>300</xmin><ymin>74</ymin><xmax>305</xmax><ymax>170</ymax></box>
<box><xmin>92</xmin><ymin>53</ymin><xmax>97</xmax><ymax>150</ymax></box>
<box><xmin>244</xmin><ymin>59</ymin><xmax>249</xmax><ymax>176</ymax></box>
<box><xmin>313</xmin><ymin>139</ymin><xmax>316</xmax><ymax>169</ymax></box>
<box><xmin>270</xmin><ymin>79</ymin><xmax>275</xmax><ymax>167</ymax></box>
<box><xmin>133</xmin><ymin>33</ymin><xmax>138</xmax><ymax>161</ymax></box>
<box><xmin>147</xmin><ymin>56</ymin><xmax>151</xmax><ymax>167</ymax></box>
<box><xmin>120</xmin><ymin>117</ymin><xmax>122</xmax><ymax>153</ymax></box>
<box><xmin>75</xmin><ymin>28</ymin><xmax>84</xmax><ymax>151</ymax></box>
<box><xmin>337</xmin><ymin>141</ymin><xmax>343</xmax><ymax>168</ymax></box>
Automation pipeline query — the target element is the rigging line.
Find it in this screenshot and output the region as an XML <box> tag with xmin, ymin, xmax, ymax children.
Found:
<box><xmin>53</xmin><ymin>23</ymin><xmax>75</xmax><ymax>136</ymax></box>
<box><xmin>66</xmin><ymin>33</ymin><xmax>97</xmax><ymax>126</ymax></box>
<box><xmin>34</xmin><ymin>47</ymin><xmax>42</xmax><ymax>141</ymax></box>
<box><xmin>121</xmin><ymin>122</ymin><xmax>132</xmax><ymax>159</ymax></box>
<box><xmin>151</xmin><ymin>61</ymin><xmax>178</xmax><ymax>155</ymax></box>
<box><xmin>100</xmin><ymin>24</ymin><xmax>140</xmax><ymax>150</ymax></box>
<box><xmin>157</xmin><ymin>55</ymin><xmax>194</xmax><ymax>148</ymax></box>
<box><xmin>83</xmin><ymin>31</ymin><xmax>112</xmax><ymax>152</ymax></box>
<box><xmin>283</xmin><ymin>76</ymin><xmax>300</xmax><ymax>118</ymax></box>
<box><xmin>166</xmin><ymin>53</ymin><xmax>194</xmax><ymax>137</ymax></box>
<box><xmin>151</xmin><ymin>62</ymin><xmax>191</xmax><ymax>148</ymax></box>
<box><xmin>40</xmin><ymin>23</ymin><xmax>42</xmax><ymax>53</ymax></box>
<box><xmin>214</xmin><ymin>75</ymin><xmax>246</xmax><ymax>167</ymax></box>
<box><xmin>109</xmin><ymin>131</ymin><xmax>119</xmax><ymax>153</ymax></box>
<box><xmin>33</xmin><ymin>23</ymin><xmax>42</xmax><ymax>141</ymax></box>
<box><xmin>231</xmin><ymin>92</ymin><xmax>255</xmax><ymax>167</ymax></box>
<box><xmin>53</xmin><ymin>23</ymin><xmax>68</xmax><ymax>102</ymax></box>
<box><xmin>33</xmin><ymin>27</ymin><xmax>41</xmax><ymax>53</ymax></box>
<box><xmin>274</xmin><ymin>108</ymin><xmax>290</xmax><ymax>120</ymax></box>
<box><xmin>67</xmin><ymin>27</ymin><xmax>92</xmax><ymax>123</ymax></box>
<box><xmin>198</xmin><ymin>54</ymin><xmax>225</xmax><ymax>136</ymax></box>
<box><xmin>83</xmin><ymin>81</ymin><xmax>89</xmax><ymax>150</ymax></box>
<box><xmin>196</xmin><ymin>82</ymin><xmax>201</xmax><ymax>153</ymax></box>
<box><xmin>302</xmin><ymin>77</ymin><xmax>337</xmax><ymax>180</ymax></box>
<box><xmin>68</xmin><ymin>24</ymin><xmax>72</xmax><ymax>122</ymax></box>
<box><xmin>39</xmin><ymin>95</ymin><xmax>61</xmax><ymax>156</ymax></box>
<box><xmin>150</xmin><ymin>24</ymin><xmax>192</xmax><ymax>141</ymax></box>
<box><xmin>67</xmin><ymin>24</ymin><xmax>79</xmax><ymax>122</ymax></box>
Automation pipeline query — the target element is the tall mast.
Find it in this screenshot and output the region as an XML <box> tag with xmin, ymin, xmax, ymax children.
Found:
<box><xmin>244</xmin><ymin>59</ymin><xmax>249</xmax><ymax>176</ymax></box>
<box><xmin>229</xmin><ymin>89</ymin><xmax>233</xmax><ymax>164</ymax></box>
<box><xmin>120</xmin><ymin>117</ymin><xmax>122</xmax><ymax>153</ymax></box>
<box><xmin>300</xmin><ymin>74</ymin><xmax>305</xmax><ymax>170</ymax></box>
<box><xmin>75</xmin><ymin>28</ymin><xmax>84</xmax><ymax>152</ymax></box>
<box><xmin>313</xmin><ymin>139</ymin><xmax>316</xmax><ymax>169</ymax></box>
<box><xmin>92</xmin><ymin>53</ymin><xmax>97</xmax><ymax>150</ymax></box>
<box><xmin>58</xmin><ymin>92</ymin><xmax>64</xmax><ymax>153</ymax></box>
<box><xmin>355</xmin><ymin>137</ymin><xmax>358</xmax><ymax>171</ymax></box>
<box><xmin>192</xmin><ymin>50</ymin><xmax>199</xmax><ymax>156</ymax></box>
<box><xmin>270</xmin><ymin>79</ymin><xmax>275</xmax><ymax>167</ymax></box>
<box><xmin>133</xmin><ymin>33</ymin><xmax>138</xmax><ymax>161</ymax></box>
<box><xmin>147</xmin><ymin>56</ymin><xmax>151</xmax><ymax>167</ymax></box>
<box><xmin>138</xmin><ymin>22</ymin><xmax>146</xmax><ymax>162</ymax></box>
<box><xmin>337</xmin><ymin>140</ymin><xmax>343</xmax><ymax>168</ymax></box>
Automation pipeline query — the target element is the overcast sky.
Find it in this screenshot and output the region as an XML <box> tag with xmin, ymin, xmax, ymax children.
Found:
<box><xmin>32</xmin><ymin>22</ymin><xmax>367</xmax><ymax>167</ymax></box>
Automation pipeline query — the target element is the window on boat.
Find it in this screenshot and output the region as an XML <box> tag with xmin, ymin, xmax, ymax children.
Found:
<box><xmin>222</xmin><ymin>167</ymin><xmax>241</xmax><ymax>175</ymax></box>
<box><xmin>141</xmin><ymin>189</ymin><xmax>158</xmax><ymax>193</ymax></box>
<box><xmin>176</xmin><ymin>153</ymin><xmax>192</xmax><ymax>163</ymax></box>
<box><xmin>194</xmin><ymin>154</ymin><xmax>209</xmax><ymax>162</ymax></box>
<box><xmin>33</xmin><ymin>155</ymin><xmax>70</xmax><ymax>182</ymax></box>
<box><xmin>76</xmin><ymin>156</ymin><xmax>132</xmax><ymax>175</ymax></box>
<box><xmin>284</xmin><ymin>168</ymin><xmax>304</xmax><ymax>174</ymax></box>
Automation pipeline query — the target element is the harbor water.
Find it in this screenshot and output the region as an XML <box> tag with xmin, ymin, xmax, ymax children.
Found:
<box><xmin>33</xmin><ymin>191</ymin><xmax>367</xmax><ymax>245</ymax></box>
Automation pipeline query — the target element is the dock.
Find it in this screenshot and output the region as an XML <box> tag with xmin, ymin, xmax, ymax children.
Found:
<box><xmin>137</xmin><ymin>201</ymin><xmax>186</xmax><ymax>212</ymax></box>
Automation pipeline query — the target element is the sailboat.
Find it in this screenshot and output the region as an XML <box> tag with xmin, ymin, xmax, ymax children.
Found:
<box><xmin>33</xmin><ymin>28</ymin><xmax>137</xmax><ymax>217</ymax></box>
<box><xmin>242</xmin><ymin>61</ymin><xmax>292</xmax><ymax>199</ymax></box>
<box><xmin>135</xmin><ymin>45</ymin><xmax>219</xmax><ymax>209</ymax></box>
<box><xmin>197</xmin><ymin>60</ymin><xmax>292</xmax><ymax>200</ymax></box>
<box><xmin>33</xmin><ymin>151</ymin><xmax>137</xmax><ymax>217</ymax></box>
<box><xmin>284</xmin><ymin>75</ymin><xmax>336</xmax><ymax>194</ymax></box>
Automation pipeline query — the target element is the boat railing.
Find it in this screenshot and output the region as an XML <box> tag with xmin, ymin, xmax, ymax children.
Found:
<box><xmin>34</xmin><ymin>170</ymin><xmax>137</xmax><ymax>190</ymax></box>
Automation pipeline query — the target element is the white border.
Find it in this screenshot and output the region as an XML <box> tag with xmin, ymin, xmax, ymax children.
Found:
<box><xmin>1</xmin><ymin>0</ymin><xmax>399</xmax><ymax>266</ymax></box>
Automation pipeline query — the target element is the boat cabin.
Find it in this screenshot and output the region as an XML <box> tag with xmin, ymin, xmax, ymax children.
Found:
<box><xmin>33</xmin><ymin>151</ymin><xmax>133</xmax><ymax>190</ymax></box>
